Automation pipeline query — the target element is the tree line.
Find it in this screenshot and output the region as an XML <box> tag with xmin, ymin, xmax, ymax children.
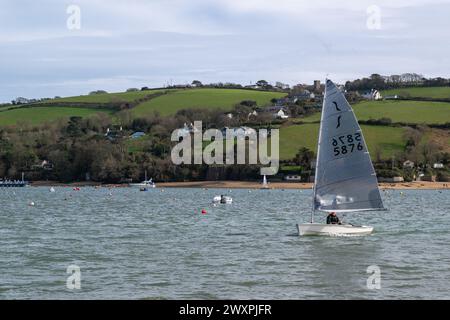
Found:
<box><xmin>345</xmin><ymin>73</ymin><xmax>450</xmax><ymax>91</ymax></box>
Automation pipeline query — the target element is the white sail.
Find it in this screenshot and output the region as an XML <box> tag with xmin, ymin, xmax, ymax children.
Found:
<box><xmin>313</xmin><ymin>80</ymin><xmax>385</xmax><ymax>212</ymax></box>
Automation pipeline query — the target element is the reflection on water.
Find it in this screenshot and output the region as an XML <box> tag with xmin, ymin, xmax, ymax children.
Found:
<box><xmin>0</xmin><ymin>187</ymin><xmax>449</xmax><ymax>299</ymax></box>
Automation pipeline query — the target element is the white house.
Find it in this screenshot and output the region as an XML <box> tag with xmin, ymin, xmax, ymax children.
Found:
<box><xmin>292</xmin><ymin>90</ymin><xmax>315</xmax><ymax>102</ymax></box>
<box><xmin>361</xmin><ymin>89</ymin><xmax>382</xmax><ymax>100</ymax></box>
<box><xmin>275</xmin><ymin>82</ymin><xmax>290</xmax><ymax>90</ymax></box>
<box><xmin>247</xmin><ymin>110</ymin><xmax>258</xmax><ymax>119</ymax></box>
<box><xmin>235</xmin><ymin>126</ymin><xmax>255</xmax><ymax>137</ymax></box>
<box><xmin>275</xmin><ymin>109</ymin><xmax>289</xmax><ymax>119</ymax></box>
<box><xmin>176</xmin><ymin>123</ymin><xmax>194</xmax><ymax>138</ymax></box>
<box><xmin>403</xmin><ymin>160</ymin><xmax>415</xmax><ymax>168</ymax></box>
<box><xmin>433</xmin><ymin>163</ymin><xmax>444</xmax><ymax>169</ymax></box>
<box><xmin>261</xmin><ymin>106</ymin><xmax>289</xmax><ymax>119</ymax></box>
<box><xmin>284</xmin><ymin>174</ymin><xmax>302</xmax><ymax>181</ymax></box>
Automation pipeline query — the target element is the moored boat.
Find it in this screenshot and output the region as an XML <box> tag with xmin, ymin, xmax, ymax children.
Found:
<box><xmin>213</xmin><ymin>195</ymin><xmax>233</xmax><ymax>204</ymax></box>
<box><xmin>129</xmin><ymin>170</ymin><xmax>156</xmax><ymax>188</ymax></box>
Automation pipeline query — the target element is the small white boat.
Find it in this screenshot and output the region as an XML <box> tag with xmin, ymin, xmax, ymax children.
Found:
<box><xmin>130</xmin><ymin>180</ymin><xmax>155</xmax><ymax>188</ymax></box>
<box><xmin>213</xmin><ymin>195</ymin><xmax>233</xmax><ymax>204</ymax></box>
<box><xmin>129</xmin><ymin>171</ymin><xmax>156</xmax><ymax>188</ymax></box>
<box><xmin>261</xmin><ymin>175</ymin><xmax>269</xmax><ymax>189</ymax></box>
<box><xmin>297</xmin><ymin>223</ymin><xmax>373</xmax><ymax>236</ymax></box>
<box><xmin>297</xmin><ymin>79</ymin><xmax>386</xmax><ymax>237</ymax></box>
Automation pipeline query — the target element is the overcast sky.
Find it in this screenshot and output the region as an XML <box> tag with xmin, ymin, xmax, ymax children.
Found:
<box><xmin>1</xmin><ymin>0</ymin><xmax>450</xmax><ymax>102</ymax></box>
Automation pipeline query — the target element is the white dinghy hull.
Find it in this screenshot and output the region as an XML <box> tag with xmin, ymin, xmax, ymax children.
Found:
<box><xmin>297</xmin><ymin>223</ymin><xmax>373</xmax><ymax>236</ymax></box>
<box><xmin>129</xmin><ymin>183</ymin><xmax>155</xmax><ymax>188</ymax></box>
<box><xmin>213</xmin><ymin>196</ymin><xmax>233</xmax><ymax>204</ymax></box>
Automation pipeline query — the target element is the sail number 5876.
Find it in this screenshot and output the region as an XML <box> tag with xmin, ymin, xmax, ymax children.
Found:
<box><xmin>332</xmin><ymin>133</ymin><xmax>363</xmax><ymax>156</ymax></box>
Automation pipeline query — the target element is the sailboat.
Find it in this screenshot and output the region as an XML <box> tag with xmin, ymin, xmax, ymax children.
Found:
<box><xmin>261</xmin><ymin>174</ymin><xmax>269</xmax><ymax>189</ymax></box>
<box><xmin>129</xmin><ymin>170</ymin><xmax>156</xmax><ymax>188</ymax></box>
<box><xmin>297</xmin><ymin>79</ymin><xmax>386</xmax><ymax>236</ymax></box>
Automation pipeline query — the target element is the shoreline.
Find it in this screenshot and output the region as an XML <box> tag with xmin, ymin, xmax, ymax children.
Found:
<box><xmin>27</xmin><ymin>180</ymin><xmax>449</xmax><ymax>190</ymax></box>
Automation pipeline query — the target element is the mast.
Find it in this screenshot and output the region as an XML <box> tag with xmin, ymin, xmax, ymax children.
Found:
<box><xmin>311</xmin><ymin>79</ymin><xmax>328</xmax><ymax>223</ymax></box>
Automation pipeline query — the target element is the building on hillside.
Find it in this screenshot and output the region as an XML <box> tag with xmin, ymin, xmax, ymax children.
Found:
<box><xmin>247</xmin><ymin>110</ymin><xmax>258</xmax><ymax>119</ymax></box>
<box><xmin>176</xmin><ymin>123</ymin><xmax>199</xmax><ymax>139</ymax></box>
<box><xmin>275</xmin><ymin>82</ymin><xmax>290</xmax><ymax>90</ymax></box>
<box><xmin>32</xmin><ymin>160</ymin><xmax>54</xmax><ymax>171</ymax></box>
<box><xmin>313</xmin><ymin>80</ymin><xmax>321</xmax><ymax>92</ymax></box>
<box><xmin>105</xmin><ymin>126</ymin><xmax>124</xmax><ymax>141</ymax></box>
<box><xmin>384</xmin><ymin>95</ymin><xmax>399</xmax><ymax>100</ymax></box>
<box><xmin>419</xmin><ymin>175</ymin><xmax>437</xmax><ymax>182</ymax></box>
<box><xmin>284</xmin><ymin>174</ymin><xmax>302</xmax><ymax>181</ymax></box>
<box><xmin>361</xmin><ymin>89</ymin><xmax>382</xmax><ymax>100</ymax></box>
<box><xmin>292</xmin><ymin>90</ymin><xmax>315</xmax><ymax>102</ymax></box>
<box><xmin>275</xmin><ymin>97</ymin><xmax>290</xmax><ymax>106</ymax></box>
<box><xmin>130</xmin><ymin>132</ymin><xmax>145</xmax><ymax>139</ymax></box>
<box><xmin>274</xmin><ymin>109</ymin><xmax>289</xmax><ymax>119</ymax></box>
<box><xmin>336</xmin><ymin>84</ymin><xmax>346</xmax><ymax>92</ymax></box>
<box><xmin>378</xmin><ymin>176</ymin><xmax>404</xmax><ymax>183</ymax></box>
<box><xmin>262</xmin><ymin>106</ymin><xmax>289</xmax><ymax>119</ymax></box>
<box><xmin>313</xmin><ymin>94</ymin><xmax>324</xmax><ymax>104</ymax></box>
<box><xmin>433</xmin><ymin>163</ymin><xmax>444</xmax><ymax>169</ymax></box>
<box><xmin>403</xmin><ymin>160</ymin><xmax>415</xmax><ymax>168</ymax></box>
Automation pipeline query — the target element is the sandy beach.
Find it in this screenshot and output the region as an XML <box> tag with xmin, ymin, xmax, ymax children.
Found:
<box><xmin>28</xmin><ymin>180</ymin><xmax>449</xmax><ymax>190</ymax></box>
<box><xmin>156</xmin><ymin>181</ymin><xmax>449</xmax><ymax>190</ymax></box>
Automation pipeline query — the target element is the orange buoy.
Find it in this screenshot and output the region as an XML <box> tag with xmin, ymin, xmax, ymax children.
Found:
<box><xmin>201</xmin><ymin>209</ymin><xmax>207</xmax><ymax>215</ymax></box>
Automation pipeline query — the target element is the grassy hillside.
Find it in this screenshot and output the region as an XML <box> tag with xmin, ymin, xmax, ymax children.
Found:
<box><xmin>0</xmin><ymin>88</ymin><xmax>285</xmax><ymax>126</ymax></box>
<box><xmin>50</xmin><ymin>89</ymin><xmax>167</xmax><ymax>103</ymax></box>
<box><xmin>382</xmin><ymin>86</ymin><xmax>450</xmax><ymax>99</ymax></box>
<box><xmin>0</xmin><ymin>106</ymin><xmax>112</xmax><ymax>126</ymax></box>
<box><xmin>132</xmin><ymin>88</ymin><xmax>285</xmax><ymax>117</ymax></box>
<box><xmin>279</xmin><ymin>123</ymin><xmax>406</xmax><ymax>160</ymax></box>
<box><xmin>0</xmin><ymin>88</ymin><xmax>445</xmax><ymax>162</ymax></box>
<box><xmin>302</xmin><ymin>100</ymin><xmax>450</xmax><ymax>124</ymax></box>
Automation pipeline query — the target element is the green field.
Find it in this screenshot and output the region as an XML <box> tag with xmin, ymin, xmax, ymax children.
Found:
<box><xmin>51</xmin><ymin>89</ymin><xmax>167</xmax><ymax>103</ymax></box>
<box><xmin>0</xmin><ymin>106</ymin><xmax>111</xmax><ymax>126</ymax></box>
<box><xmin>0</xmin><ymin>88</ymin><xmax>286</xmax><ymax>126</ymax></box>
<box><xmin>303</xmin><ymin>100</ymin><xmax>450</xmax><ymax>124</ymax></box>
<box><xmin>382</xmin><ymin>86</ymin><xmax>450</xmax><ymax>99</ymax></box>
<box><xmin>132</xmin><ymin>88</ymin><xmax>285</xmax><ymax>117</ymax></box>
<box><xmin>279</xmin><ymin>124</ymin><xmax>406</xmax><ymax>160</ymax></box>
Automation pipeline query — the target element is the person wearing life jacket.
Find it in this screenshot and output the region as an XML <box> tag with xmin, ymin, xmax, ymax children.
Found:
<box><xmin>326</xmin><ymin>212</ymin><xmax>341</xmax><ymax>225</ymax></box>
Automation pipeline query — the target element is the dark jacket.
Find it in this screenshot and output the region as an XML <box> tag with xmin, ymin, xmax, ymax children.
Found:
<box><xmin>326</xmin><ymin>214</ymin><xmax>340</xmax><ymax>224</ymax></box>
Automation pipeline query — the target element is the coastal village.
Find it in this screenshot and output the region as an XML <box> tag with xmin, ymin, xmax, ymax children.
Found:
<box><xmin>0</xmin><ymin>74</ymin><xmax>449</xmax><ymax>187</ymax></box>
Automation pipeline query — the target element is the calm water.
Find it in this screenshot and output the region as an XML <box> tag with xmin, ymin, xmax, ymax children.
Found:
<box><xmin>0</xmin><ymin>186</ymin><xmax>449</xmax><ymax>299</ymax></box>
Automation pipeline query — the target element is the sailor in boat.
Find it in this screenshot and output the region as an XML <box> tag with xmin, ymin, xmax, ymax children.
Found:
<box><xmin>326</xmin><ymin>212</ymin><xmax>341</xmax><ymax>225</ymax></box>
